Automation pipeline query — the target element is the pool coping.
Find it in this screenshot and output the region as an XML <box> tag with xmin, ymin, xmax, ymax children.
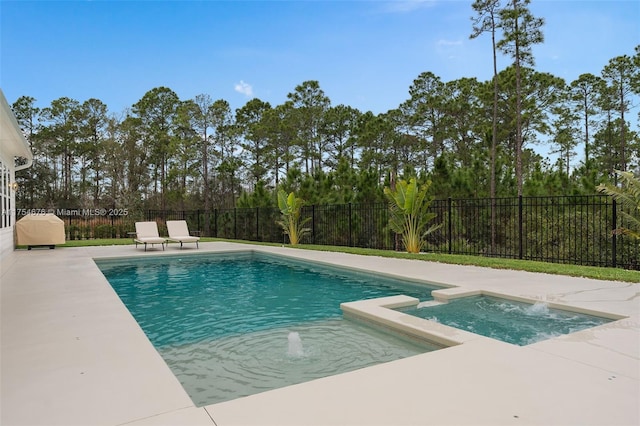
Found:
<box><xmin>1</xmin><ymin>242</ymin><xmax>639</xmax><ymax>426</ymax></box>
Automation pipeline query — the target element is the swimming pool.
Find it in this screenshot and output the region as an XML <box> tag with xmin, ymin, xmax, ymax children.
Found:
<box><xmin>397</xmin><ymin>295</ymin><xmax>614</xmax><ymax>346</ymax></box>
<box><xmin>96</xmin><ymin>251</ymin><xmax>441</xmax><ymax>405</ymax></box>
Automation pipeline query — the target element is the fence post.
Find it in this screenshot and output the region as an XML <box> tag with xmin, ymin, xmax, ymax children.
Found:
<box><xmin>518</xmin><ymin>195</ymin><xmax>523</xmax><ymax>260</ymax></box>
<box><xmin>312</xmin><ymin>204</ymin><xmax>316</xmax><ymax>244</ymax></box>
<box><xmin>447</xmin><ymin>197</ymin><xmax>452</xmax><ymax>254</ymax></box>
<box><xmin>256</xmin><ymin>207</ymin><xmax>260</xmax><ymax>241</ymax></box>
<box><xmin>214</xmin><ymin>208</ymin><xmax>218</xmax><ymax>238</ymax></box>
<box><xmin>612</xmin><ymin>199</ymin><xmax>617</xmax><ymax>268</ymax></box>
<box><xmin>234</xmin><ymin>208</ymin><xmax>237</xmax><ymax>240</ymax></box>
<box><xmin>348</xmin><ymin>203</ymin><xmax>353</xmax><ymax>247</ymax></box>
<box><xmin>197</xmin><ymin>210</ymin><xmax>201</xmax><ymax>234</ymax></box>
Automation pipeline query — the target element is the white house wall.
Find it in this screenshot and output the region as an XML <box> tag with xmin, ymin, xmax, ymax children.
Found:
<box><xmin>0</xmin><ymin>89</ymin><xmax>32</xmax><ymax>275</ymax></box>
<box><xmin>0</xmin><ymin>150</ymin><xmax>17</xmax><ymax>276</ymax></box>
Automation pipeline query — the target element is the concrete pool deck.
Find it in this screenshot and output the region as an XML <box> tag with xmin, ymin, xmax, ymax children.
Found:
<box><xmin>1</xmin><ymin>242</ymin><xmax>638</xmax><ymax>425</ymax></box>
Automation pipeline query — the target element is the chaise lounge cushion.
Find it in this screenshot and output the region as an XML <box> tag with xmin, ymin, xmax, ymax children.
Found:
<box><xmin>134</xmin><ymin>221</ymin><xmax>166</xmax><ymax>250</ymax></box>
<box><xmin>166</xmin><ymin>220</ymin><xmax>200</xmax><ymax>248</ymax></box>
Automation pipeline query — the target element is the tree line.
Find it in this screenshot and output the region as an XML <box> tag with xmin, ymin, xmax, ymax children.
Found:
<box><xmin>12</xmin><ymin>0</ymin><xmax>640</xmax><ymax>213</ymax></box>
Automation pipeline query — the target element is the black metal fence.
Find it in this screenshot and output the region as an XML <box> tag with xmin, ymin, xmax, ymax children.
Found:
<box><xmin>426</xmin><ymin>195</ymin><xmax>637</xmax><ymax>269</ymax></box>
<box><xmin>20</xmin><ymin>195</ymin><xmax>638</xmax><ymax>270</ymax></box>
<box><xmin>145</xmin><ymin>195</ymin><xmax>638</xmax><ymax>270</ymax></box>
<box><xmin>147</xmin><ymin>202</ymin><xmax>395</xmax><ymax>249</ymax></box>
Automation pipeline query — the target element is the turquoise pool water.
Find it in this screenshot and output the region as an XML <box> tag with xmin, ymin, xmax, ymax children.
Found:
<box><xmin>397</xmin><ymin>296</ymin><xmax>613</xmax><ymax>346</ymax></box>
<box><xmin>96</xmin><ymin>251</ymin><xmax>440</xmax><ymax>405</ymax></box>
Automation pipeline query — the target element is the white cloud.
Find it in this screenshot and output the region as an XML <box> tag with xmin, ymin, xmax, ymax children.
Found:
<box><xmin>234</xmin><ymin>80</ymin><xmax>253</xmax><ymax>97</ymax></box>
<box><xmin>435</xmin><ymin>38</ymin><xmax>464</xmax><ymax>60</ymax></box>
<box><xmin>437</xmin><ymin>39</ymin><xmax>462</xmax><ymax>47</ymax></box>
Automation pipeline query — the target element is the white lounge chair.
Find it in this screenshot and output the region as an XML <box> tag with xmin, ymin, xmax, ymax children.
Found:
<box><xmin>166</xmin><ymin>220</ymin><xmax>200</xmax><ymax>249</ymax></box>
<box><xmin>134</xmin><ymin>221</ymin><xmax>166</xmax><ymax>251</ymax></box>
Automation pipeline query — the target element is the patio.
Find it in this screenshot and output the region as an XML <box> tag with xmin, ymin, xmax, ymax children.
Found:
<box><xmin>1</xmin><ymin>242</ymin><xmax>638</xmax><ymax>425</ymax></box>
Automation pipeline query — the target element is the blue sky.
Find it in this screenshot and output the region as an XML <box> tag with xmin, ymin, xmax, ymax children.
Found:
<box><xmin>1</xmin><ymin>0</ymin><xmax>638</xmax><ymax>116</ymax></box>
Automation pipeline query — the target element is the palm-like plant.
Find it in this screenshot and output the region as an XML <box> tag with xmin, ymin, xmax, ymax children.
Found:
<box><xmin>276</xmin><ymin>189</ymin><xmax>311</xmax><ymax>245</ymax></box>
<box><xmin>384</xmin><ymin>178</ymin><xmax>441</xmax><ymax>253</ymax></box>
<box><xmin>597</xmin><ymin>170</ymin><xmax>640</xmax><ymax>240</ymax></box>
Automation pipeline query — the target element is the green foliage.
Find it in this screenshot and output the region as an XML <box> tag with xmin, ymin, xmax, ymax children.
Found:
<box><xmin>12</xmin><ymin>46</ymin><xmax>639</xmax><ymax>212</ymax></box>
<box><xmin>355</xmin><ymin>168</ymin><xmax>384</xmax><ymax>204</ymax></box>
<box><xmin>597</xmin><ymin>170</ymin><xmax>640</xmax><ymax>240</ymax></box>
<box><xmin>276</xmin><ymin>189</ymin><xmax>310</xmax><ymax>245</ymax></box>
<box><xmin>384</xmin><ymin>178</ymin><xmax>441</xmax><ymax>253</ymax></box>
<box><xmin>66</xmin><ymin>224</ymin><xmax>92</xmax><ymax>240</ymax></box>
<box><xmin>237</xmin><ymin>180</ymin><xmax>275</xmax><ymax>208</ymax></box>
<box><xmin>93</xmin><ymin>224</ymin><xmax>115</xmax><ymax>239</ymax></box>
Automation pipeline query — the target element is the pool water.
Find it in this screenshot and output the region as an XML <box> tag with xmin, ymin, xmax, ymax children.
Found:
<box><xmin>96</xmin><ymin>251</ymin><xmax>440</xmax><ymax>405</ymax></box>
<box><xmin>397</xmin><ymin>296</ymin><xmax>613</xmax><ymax>346</ymax></box>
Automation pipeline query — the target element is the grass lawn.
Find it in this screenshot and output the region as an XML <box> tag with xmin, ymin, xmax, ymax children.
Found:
<box><xmin>21</xmin><ymin>237</ymin><xmax>639</xmax><ymax>283</ymax></box>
